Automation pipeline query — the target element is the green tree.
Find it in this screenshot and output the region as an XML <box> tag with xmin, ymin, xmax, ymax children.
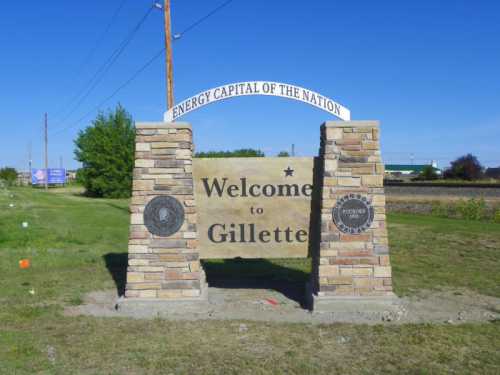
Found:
<box><xmin>418</xmin><ymin>165</ymin><xmax>439</xmax><ymax>180</ymax></box>
<box><xmin>444</xmin><ymin>154</ymin><xmax>484</xmax><ymax>180</ymax></box>
<box><xmin>75</xmin><ymin>168</ymin><xmax>85</xmax><ymax>185</ymax></box>
<box><xmin>277</xmin><ymin>151</ymin><xmax>290</xmax><ymax>157</ymax></box>
<box><xmin>195</xmin><ymin>149</ymin><xmax>265</xmax><ymax>158</ymax></box>
<box><xmin>0</xmin><ymin>167</ymin><xmax>17</xmax><ymax>186</ymax></box>
<box><xmin>74</xmin><ymin>105</ymin><xmax>135</xmax><ymax>198</ymax></box>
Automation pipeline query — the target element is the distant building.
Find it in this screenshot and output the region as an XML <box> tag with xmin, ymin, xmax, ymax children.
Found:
<box><xmin>384</xmin><ymin>161</ymin><xmax>442</xmax><ymax>178</ymax></box>
<box><xmin>485</xmin><ymin>167</ymin><xmax>500</xmax><ymax>179</ymax></box>
<box><xmin>66</xmin><ymin>170</ymin><xmax>77</xmax><ymax>182</ymax></box>
<box><xmin>16</xmin><ymin>171</ymin><xmax>30</xmax><ymax>186</ymax></box>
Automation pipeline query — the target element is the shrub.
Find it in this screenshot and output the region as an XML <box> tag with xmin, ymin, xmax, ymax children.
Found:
<box><xmin>74</xmin><ymin>105</ymin><xmax>135</xmax><ymax>198</ymax></box>
<box><xmin>195</xmin><ymin>149</ymin><xmax>265</xmax><ymax>158</ymax></box>
<box><xmin>416</xmin><ymin>165</ymin><xmax>439</xmax><ymax>181</ymax></box>
<box><xmin>277</xmin><ymin>151</ymin><xmax>290</xmax><ymax>157</ymax></box>
<box><xmin>494</xmin><ymin>210</ymin><xmax>500</xmax><ymax>224</ymax></box>
<box><xmin>431</xmin><ymin>198</ymin><xmax>489</xmax><ymax>221</ymax></box>
<box><xmin>455</xmin><ymin>198</ymin><xmax>486</xmax><ymax>221</ymax></box>
<box><xmin>431</xmin><ymin>202</ymin><xmax>451</xmax><ymax>218</ymax></box>
<box><xmin>0</xmin><ymin>167</ymin><xmax>18</xmax><ymax>186</ymax></box>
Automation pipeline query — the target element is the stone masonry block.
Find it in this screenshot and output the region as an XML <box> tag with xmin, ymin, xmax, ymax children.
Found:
<box><xmin>135</xmin><ymin>159</ymin><xmax>155</xmax><ymax>168</ymax></box>
<box><xmin>374</xmin><ymin>266</ymin><xmax>392</xmax><ymax>278</ymax></box>
<box><xmin>337</xmin><ymin>177</ymin><xmax>361</xmax><ymax>187</ymax></box>
<box><xmin>125</xmin><ymin>122</ymin><xmax>205</xmax><ymax>301</ymax></box>
<box><xmin>361</xmin><ymin>175</ymin><xmax>383</xmax><ymax>187</ymax></box>
<box><xmin>136</xmin><ymin>143</ymin><xmax>151</xmax><ymax>152</ymax></box>
<box><xmin>312</xmin><ymin>121</ymin><xmax>393</xmax><ymax>302</ymax></box>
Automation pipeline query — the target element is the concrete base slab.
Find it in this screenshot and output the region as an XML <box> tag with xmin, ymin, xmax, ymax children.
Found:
<box><xmin>117</xmin><ymin>281</ymin><xmax>209</xmax><ymax>317</ymax></box>
<box><xmin>65</xmin><ymin>286</ymin><xmax>500</xmax><ymax>324</ymax></box>
<box><xmin>311</xmin><ymin>294</ymin><xmax>401</xmax><ymax>312</ymax></box>
<box><xmin>306</xmin><ymin>282</ymin><xmax>402</xmax><ymax>316</ymax></box>
<box><xmin>116</xmin><ymin>297</ymin><xmax>211</xmax><ymax>319</ymax></box>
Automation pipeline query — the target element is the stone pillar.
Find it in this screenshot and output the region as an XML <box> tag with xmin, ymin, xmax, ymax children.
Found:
<box><xmin>124</xmin><ymin>122</ymin><xmax>206</xmax><ymax>301</ymax></box>
<box><xmin>309</xmin><ymin>121</ymin><xmax>394</xmax><ymax>307</ymax></box>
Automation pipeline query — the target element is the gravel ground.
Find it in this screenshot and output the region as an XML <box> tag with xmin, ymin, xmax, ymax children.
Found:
<box><xmin>65</xmin><ymin>284</ymin><xmax>500</xmax><ymax>325</ymax></box>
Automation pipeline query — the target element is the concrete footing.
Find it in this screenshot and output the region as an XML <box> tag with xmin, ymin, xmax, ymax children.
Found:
<box><xmin>310</xmin><ymin>294</ymin><xmax>401</xmax><ymax>313</ymax></box>
<box><xmin>117</xmin><ymin>281</ymin><xmax>209</xmax><ymax>316</ymax></box>
<box><xmin>306</xmin><ymin>281</ymin><xmax>401</xmax><ymax>313</ymax></box>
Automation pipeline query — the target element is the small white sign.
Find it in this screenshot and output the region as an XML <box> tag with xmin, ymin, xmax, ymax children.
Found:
<box><xmin>164</xmin><ymin>81</ymin><xmax>351</xmax><ymax>122</ymax></box>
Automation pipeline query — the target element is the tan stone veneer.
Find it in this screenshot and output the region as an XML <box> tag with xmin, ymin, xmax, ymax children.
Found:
<box><xmin>309</xmin><ymin>121</ymin><xmax>394</xmax><ymax>303</ymax></box>
<box><xmin>124</xmin><ymin>122</ymin><xmax>206</xmax><ymax>300</ymax></box>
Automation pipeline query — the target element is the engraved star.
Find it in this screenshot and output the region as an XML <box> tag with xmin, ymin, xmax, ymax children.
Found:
<box><xmin>284</xmin><ymin>166</ymin><xmax>294</xmax><ymax>177</ymax></box>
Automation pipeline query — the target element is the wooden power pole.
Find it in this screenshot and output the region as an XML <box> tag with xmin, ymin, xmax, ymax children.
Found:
<box><xmin>28</xmin><ymin>141</ymin><xmax>32</xmax><ymax>178</ymax></box>
<box><xmin>164</xmin><ymin>0</ymin><xmax>174</xmax><ymax>110</ymax></box>
<box><xmin>44</xmin><ymin>113</ymin><xmax>48</xmax><ymax>191</ymax></box>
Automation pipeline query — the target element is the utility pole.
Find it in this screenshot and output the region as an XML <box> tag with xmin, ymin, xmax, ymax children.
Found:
<box><xmin>44</xmin><ymin>113</ymin><xmax>48</xmax><ymax>191</ymax></box>
<box><xmin>164</xmin><ymin>0</ymin><xmax>174</xmax><ymax>110</ymax></box>
<box><xmin>28</xmin><ymin>141</ymin><xmax>32</xmax><ymax>185</ymax></box>
<box><xmin>291</xmin><ymin>144</ymin><xmax>295</xmax><ymax>157</ymax></box>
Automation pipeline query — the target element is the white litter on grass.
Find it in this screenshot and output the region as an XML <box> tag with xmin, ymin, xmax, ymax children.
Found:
<box><xmin>47</xmin><ymin>345</ymin><xmax>56</xmax><ymax>364</ymax></box>
<box><xmin>238</xmin><ymin>323</ymin><xmax>248</xmax><ymax>333</ymax></box>
<box><xmin>336</xmin><ymin>336</ymin><xmax>350</xmax><ymax>344</ymax></box>
<box><xmin>29</xmin><ymin>288</ymin><xmax>35</xmax><ymax>295</ymax></box>
<box><xmin>9</xmin><ymin>203</ymin><xmax>14</xmax><ymax>208</ymax></box>
<box><xmin>22</xmin><ymin>222</ymin><xmax>29</xmax><ymax>228</ymax></box>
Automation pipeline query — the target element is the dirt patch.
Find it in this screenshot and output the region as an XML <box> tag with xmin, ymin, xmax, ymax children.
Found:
<box><xmin>385</xmin><ymin>185</ymin><xmax>500</xmax><ymax>200</ymax></box>
<box><xmin>387</xmin><ymin>201</ymin><xmax>434</xmax><ymax>215</ymax></box>
<box><xmin>65</xmin><ymin>285</ymin><xmax>500</xmax><ymax>325</ymax></box>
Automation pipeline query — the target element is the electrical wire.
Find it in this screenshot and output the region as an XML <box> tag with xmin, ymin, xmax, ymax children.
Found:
<box><xmin>52</xmin><ymin>0</ymin><xmax>128</xmax><ymax>120</ymax></box>
<box><xmin>51</xmin><ymin>0</ymin><xmax>237</xmax><ymax>136</ymax></box>
<box><xmin>77</xmin><ymin>0</ymin><xmax>128</xmax><ymax>74</ymax></box>
<box><xmin>52</xmin><ymin>4</ymin><xmax>154</xmax><ymax>128</ymax></box>
<box><xmin>51</xmin><ymin>48</ymin><xmax>165</xmax><ymax>136</ymax></box>
<box><xmin>176</xmin><ymin>0</ymin><xmax>234</xmax><ymax>38</ymax></box>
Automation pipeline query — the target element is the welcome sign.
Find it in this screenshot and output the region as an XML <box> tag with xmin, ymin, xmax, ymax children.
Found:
<box><xmin>193</xmin><ymin>157</ymin><xmax>314</xmax><ymax>258</ymax></box>
<box><xmin>124</xmin><ymin>116</ymin><xmax>394</xmax><ymax>303</ymax></box>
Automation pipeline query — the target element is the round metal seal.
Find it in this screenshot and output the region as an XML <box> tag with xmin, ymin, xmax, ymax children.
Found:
<box><xmin>143</xmin><ymin>196</ymin><xmax>184</xmax><ymax>237</ymax></box>
<box><xmin>332</xmin><ymin>194</ymin><xmax>374</xmax><ymax>234</ymax></box>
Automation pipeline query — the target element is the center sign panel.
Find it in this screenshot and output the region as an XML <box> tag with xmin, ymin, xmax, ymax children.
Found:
<box><xmin>193</xmin><ymin>157</ymin><xmax>314</xmax><ymax>259</ymax></box>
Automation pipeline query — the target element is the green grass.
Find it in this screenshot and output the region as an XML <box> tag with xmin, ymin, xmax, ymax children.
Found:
<box><xmin>389</xmin><ymin>213</ymin><xmax>500</xmax><ymax>297</ymax></box>
<box><xmin>1</xmin><ymin>186</ymin><xmax>500</xmax><ymax>374</ymax></box>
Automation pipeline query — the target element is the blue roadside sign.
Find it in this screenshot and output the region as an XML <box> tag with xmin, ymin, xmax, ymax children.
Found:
<box><xmin>31</xmin><ymin>169</ymin><xmax>66</xmax><ymax>185</ymax></box>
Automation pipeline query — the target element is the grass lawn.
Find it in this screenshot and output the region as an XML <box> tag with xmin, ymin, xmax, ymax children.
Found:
<box><xmin>0</xmin><ymin>186</ymin><xmax>499</xmax><ymax>374</ymax></box>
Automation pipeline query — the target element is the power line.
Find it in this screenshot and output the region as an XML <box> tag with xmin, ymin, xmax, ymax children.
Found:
<box><xmin>54</xmin><ymin>5</ymin><xmax>154</xmax><ymax>125</ymax></box>
<box><xmin>175</xmin><ymin>0</ymin><xmax>235</xmax><ymax>39</ymax></box>
<box><xmin>52</xmin><ymin>0</ymin><xmax>128</xmax><ymax>119</ymax></box>
<box><xmin>77</xmin><ymin>0</ymin><xmax>128</xmax><ymax>74</ymax></box>
<box><xmin>52</xmin><ymin>4</ymin><xmax>155</xmax><ymax>128</ymax></box>
<box><xmin>51</xmin><ymin>48</ymin><xmax>165</xmax><ymax>136</ymax></box>
<box><xmin>51</xmin><ymin>0</ymin><xmax>237</xmax><ymax>136</ymax></box>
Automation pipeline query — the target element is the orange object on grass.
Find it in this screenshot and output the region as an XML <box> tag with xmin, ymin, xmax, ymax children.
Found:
<box><xmin>19</xmin><ymin>259</ymin><xmax>30</xmax><ymax>269</ymax></box>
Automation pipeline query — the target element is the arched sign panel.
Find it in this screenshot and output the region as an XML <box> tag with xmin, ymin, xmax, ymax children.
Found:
<box><xmin>164</xmin><ymin>81</ymin><xmax>351</xmax><ymax>122</ymax></box>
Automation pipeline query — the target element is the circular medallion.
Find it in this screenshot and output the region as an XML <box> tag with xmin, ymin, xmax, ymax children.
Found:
<box><xmin>144</xmin><ymin>196</ymin><xmax>184</xmax><ymax>237</ymax></box>
<box><xmin>332</xmin><ymin>194</ymin><xmax>374</xmax><ymax>234</ymax></box>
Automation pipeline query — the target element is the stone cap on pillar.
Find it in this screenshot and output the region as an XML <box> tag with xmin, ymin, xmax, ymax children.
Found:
<box><xmin>136</xmin><ymin>122</ymin><xmax>192</xmax><ymax>129</ymax></box>
<box><xmin>322</xmin><ymin>120</ymin><xmax>379</xmax><ymax>128</ymax></box>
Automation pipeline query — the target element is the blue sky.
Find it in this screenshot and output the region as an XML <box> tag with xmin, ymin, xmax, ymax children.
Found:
<box><xmin>1</xmin><ymin>0</ymin><xmax>499</xmax><ymax>171</ymax></box>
